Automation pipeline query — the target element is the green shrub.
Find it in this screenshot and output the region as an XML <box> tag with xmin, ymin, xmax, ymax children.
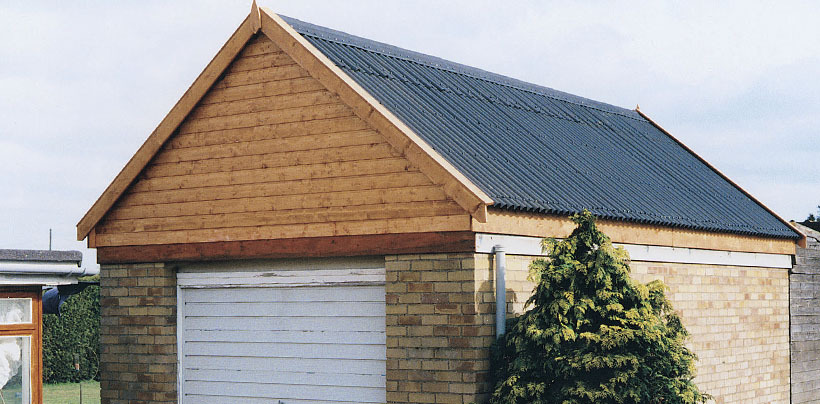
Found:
<box><xmin>490</xmin><ymin>212</ymin><xmax>708</xmax><ymax>404</ymax></box>
<box><xmin>42</xmin><ymin>279</ymin><xmax>100</xmax><ymax>383</ymax></box>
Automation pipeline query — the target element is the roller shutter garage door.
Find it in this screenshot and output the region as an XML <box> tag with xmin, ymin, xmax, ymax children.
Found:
<box><xmin>177</xmin><ymin>258</ymin><xmax>386</xmax><ymax>404</ymax></box>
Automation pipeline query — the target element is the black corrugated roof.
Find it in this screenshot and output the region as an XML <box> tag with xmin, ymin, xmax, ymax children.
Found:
<box><xmin>0</xmin><ymin>249</ymin><xmax>82</xmax><ymax>264</ymax></box>
<box><xmin>282</xmin><ymin>16</ymin><xmax>799</xmax><ymax>239</ymax></box>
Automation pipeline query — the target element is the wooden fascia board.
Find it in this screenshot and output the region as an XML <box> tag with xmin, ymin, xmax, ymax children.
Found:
<box><xmin>76</xmin><ymin>11</ymin><xmax>262</xmax><ymax>241</ymax></box>
<box><xmin>95</xmin><ymin>231</ymin><xmax>476</xmax><ymax>264</ymax></box>
<box><xmin>258</xmin><ymin>8</ymin><xmax>492</xmax><ymax>223</ymax></box>
<box><xmin>636</xmin><ymin>107</ymin><xmax>806</xmax><ymax>248</ymax></box>
<box><xmin>473</xmin><ymin>208</ymin><xmax>797</xmax><ymax>255</ymax></box>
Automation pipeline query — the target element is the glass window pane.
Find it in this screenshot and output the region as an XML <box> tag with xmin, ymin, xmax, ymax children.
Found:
<box><xmin>0</xmin><ymin>336</ymin><xmax>31</xmax><ymax>404</ymax></box>
<box><xmin>0</xmin><ymin>299</ymin><xmax>32</xmax><ymax>324</ymax></box>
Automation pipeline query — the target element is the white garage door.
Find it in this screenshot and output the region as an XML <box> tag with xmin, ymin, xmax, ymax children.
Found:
<box><xmin>177</xmin><ymin>258</ymin><xmax>386</xmax><ymax>404</ymax></box>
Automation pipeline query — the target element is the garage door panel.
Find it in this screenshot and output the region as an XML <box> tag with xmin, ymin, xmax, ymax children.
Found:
<box><xmin>184</xmin><ymin>301</ymin><xmax>385</xmax><ymax>317</ymax></box>
<box><xmin>186</xmin><ymin>368</ymin><xmax>385</xmax><ymax>388</ymax></box>
<box><xmin>179</xmin><ymin>268</ymin><xmax>385</xmax><ymax>287</ymax></box>
<box><xmin>185</xmin><ymin>329</ymin><xmax>386</xmax><ymax>345</ymax></box>
<box><xmin>184</xmin><ymin>380</ymin><xmax>385</xmax><ymax>403</ymax></box>
<box><xmin>184</xmin><ymin>341</ymin><xmax>386</xmax><ymax>360</ymax></box>
<box><xmin>178</xmin><ymin>260</ymin><xmax>386</xmax><ymax>404</ymax></box>
<box><xmin>183</xmin><ymin>356</ymin><xmax>384</xmax><ymax>375</ymax></box>
<box><xmin>187</xmin><ymin>396</ymin><xmax>371</xmax><ymax>404</ymax></box>
<box><xmin>184</xmin><ymin>286</ymin><xmax>384</xmax><ymax>303</ymax></box>
<box><xmin>183</xmin><ymin>314</ymin><xmax>383</xmax><ymax>332</ymax></box>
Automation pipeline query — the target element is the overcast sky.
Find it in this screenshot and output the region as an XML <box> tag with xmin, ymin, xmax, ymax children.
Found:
<box><xmin>1</xmin><ymin>1</ymin><xmax>818</xmax><ymax>269</ymax></box>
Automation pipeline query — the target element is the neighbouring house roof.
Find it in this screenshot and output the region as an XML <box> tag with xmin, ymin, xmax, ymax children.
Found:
<box><xmin>0</xmin><ymin>249</ymin><xmax>82</xmax><ymax>264</ymax></box>
<box><xmin>0</xmin><ymin>249</ymin><xmax>94</xmax><ymax>286</ymax></box>
<box><xmin>799</xmin><ymin>221</ymin><xmax>820</xmax><ymax>233</ymax></box>
<box><xmin>282</xmin><ymin>16</ymin><xmax>798</xmax><ymax>240</ymax></box>
<box><xmin>792</xmin><ymin>222</ymin><xmax>820</xmax><ymax>250</ymax></box>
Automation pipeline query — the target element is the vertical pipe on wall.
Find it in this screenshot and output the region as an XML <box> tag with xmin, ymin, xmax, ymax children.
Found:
<box><xmin>494</xmin><ymin>245</ymin><xmax>506</xmax><ymax>339</ymax></box>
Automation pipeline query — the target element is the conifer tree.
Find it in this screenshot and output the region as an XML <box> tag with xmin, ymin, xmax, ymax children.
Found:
<box><xmin>490</xmin><ymin>211</ymin><xmax>708</xmax><ymax>404</ymax></box>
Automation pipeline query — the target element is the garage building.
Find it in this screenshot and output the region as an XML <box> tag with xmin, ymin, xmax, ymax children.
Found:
<box><xmin>78</xmin><ymin>4</ymin><xmax>803</xmax><ymax>404</ymax></box>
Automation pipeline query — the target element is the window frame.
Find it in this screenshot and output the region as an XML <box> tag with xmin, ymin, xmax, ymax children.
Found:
<box><xmin>0</xmin><ymin>288</ymin><xmax>43</xmax><ymax>404</ymax></box>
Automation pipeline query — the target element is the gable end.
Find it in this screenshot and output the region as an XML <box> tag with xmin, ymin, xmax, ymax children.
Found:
<box><xmin>90</xmin><ymin>34</ymin><xmax>472</xmax><ymax>249</ymax></box>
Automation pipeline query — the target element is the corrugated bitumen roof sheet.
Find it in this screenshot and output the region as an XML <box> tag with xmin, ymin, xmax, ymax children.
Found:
<box><xmin>282</xmin><ymin>16</ymin><xmax>799</xmax><ymax>239</ymax></box>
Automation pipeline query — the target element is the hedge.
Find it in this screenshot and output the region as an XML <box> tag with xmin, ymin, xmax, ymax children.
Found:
<box><xmin>42</xmin><ymin>279</ymin><xmax>100</xmax><ymax>383</ymax></box>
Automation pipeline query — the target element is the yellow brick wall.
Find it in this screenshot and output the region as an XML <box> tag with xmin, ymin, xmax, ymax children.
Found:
<box><xmin>630</xmin><ymin>262</ymin><xmax>790</xmax><ymax>404</ymax></box>
<box><xmin>390</xmin><ymin>252</ymin><xmax>790</xmax><ymax>404</ymax></box>
<box><xmin>492</xmin><ymin>254</ymin><xmax>791</xmax><ymax>404</ymax></box>
<box><xmin>385</xmin><ymin>253</ymin><xmax>494</xmax><ymax>404</ymax></box>
<box><xmin>99</xmin><ymin>263</ymin><xmax>177</xmax><ymax>404</ymax></box>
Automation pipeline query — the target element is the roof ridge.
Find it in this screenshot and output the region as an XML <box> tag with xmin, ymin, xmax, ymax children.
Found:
<box><xmin>279</xmin><ymin>15</ymin><xmax>642</xmax><ymax>120</ymax></box>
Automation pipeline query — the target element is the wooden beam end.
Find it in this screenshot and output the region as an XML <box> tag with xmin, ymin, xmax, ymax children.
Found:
<box><xmin>472</xmin><ymin>205</ymin><xmax>488</xmax><ymax>224</ymax></box>
<box><xmin>250</xmin><ymin>0</ymin><xmax>261</xmax><ymax>32</ymax></box>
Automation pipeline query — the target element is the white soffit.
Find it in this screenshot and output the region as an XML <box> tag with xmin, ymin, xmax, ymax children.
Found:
<box><xmin>475</xmin><ymin>233</ymin><xmax>792</xmax><ymax>269</ymax></box>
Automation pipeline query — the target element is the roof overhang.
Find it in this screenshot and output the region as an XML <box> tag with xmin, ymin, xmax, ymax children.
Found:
<box><xmin>636</xmin><ymin>108</ymin><xmax>805</xmax><ymax>248</ymax></box>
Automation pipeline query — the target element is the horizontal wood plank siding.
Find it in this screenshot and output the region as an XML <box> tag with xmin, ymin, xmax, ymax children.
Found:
<box><xmin>474</xmin><ymin>208</ymin><xmax>796</xmax><ymax>254</ymax></box>
<box><xmin>166</xmin><ymin>116</ymin><xmax>369</xmax><ymax>149</ymax></box>
<box><xmin>94</xmin><ymin>34</ymin><xmax>469</xmax><ymax>248</ymax></box>
<box><xmin>118</xmin><ymin>172</ymin><xmax>433</xmax><ymax>207</ymax></box>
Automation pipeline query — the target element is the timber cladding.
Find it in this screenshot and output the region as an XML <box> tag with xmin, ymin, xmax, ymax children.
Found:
<box><xmin>791</xmin><ymin>244</ymin><xmax>820</xmax><ymax>403</ymax></box>
<box><xmin>92</xmin><ymin>34</ymin><xmax>470</xmax><ymax>248</ymax></box>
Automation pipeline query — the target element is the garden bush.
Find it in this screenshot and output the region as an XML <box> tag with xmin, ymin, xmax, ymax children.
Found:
<box><xmin>42</xmin><ymin>278</ymin><xmax>100</xmax><ymax>383</ymax></box>
<box><xmin>490</xmin><ymin>212</ymin><xmax>708</xmax><ymax>404</ymax></box>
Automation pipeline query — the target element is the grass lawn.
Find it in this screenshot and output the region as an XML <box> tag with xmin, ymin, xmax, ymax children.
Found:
<box><xmin>43</xmin><ymin>381</ymin><xmax>100</xmax><ymax>404</ymax></box>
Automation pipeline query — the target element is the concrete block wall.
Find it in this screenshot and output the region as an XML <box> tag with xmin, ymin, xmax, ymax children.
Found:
<box><xmin>791</xmin><ymin>242</ymin><xmax>820</xmax><ymax>404</ymax></box>
<box><xmin>98</xmin><ymin>263</ymin><xmax>177</xmax><ymax>404</ymax></box>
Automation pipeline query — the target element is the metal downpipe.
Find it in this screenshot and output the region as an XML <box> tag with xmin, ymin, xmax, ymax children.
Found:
<box><xmin>494</xmin><ymin>245</ymin><xmax>506</xmax><ymax>339</ymax></box>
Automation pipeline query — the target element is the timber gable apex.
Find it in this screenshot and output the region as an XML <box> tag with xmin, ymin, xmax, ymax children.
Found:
<box><xmin>77</xmin><ymin>4</ymin><xmax>492</xmax><ymax>243</ymax></box>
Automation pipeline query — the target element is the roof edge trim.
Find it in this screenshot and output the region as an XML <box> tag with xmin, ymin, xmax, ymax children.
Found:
<box><xmin>635</xmin><ymin>108</ymin><xmax>805</xmax><ymax>247</ymax></box>
<box><xmin>259</xmin><ymin>8</ymin><xmax>493</xmax><ymax>222</ymax></box>
<box><xmin>76</xmin><ymin>9</ymin><xmax>261</xmax><ymax>241</ymax></box>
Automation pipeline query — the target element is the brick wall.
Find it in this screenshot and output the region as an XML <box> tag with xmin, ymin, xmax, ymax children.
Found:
<box><xmin>493</xmin><ymin>254</ymin><xmax>791</xmax><ymax>404</ymax></box>
<box><xmin>630</xmin><ymin>262</ymin><xmax>790</xmax><ymax>403</ymax></box>
<box><xmin>97</xmin><ymin>251</ymin><xmax>789</xmax><ymax>404</ymax></box>
<box><xmin>99</xmin><ymin>263</ymin><xmax>177</xmax><ymax>404</ymax></box>
<box><xmin>385</xmin><ymin>253</ymin><xmax>494</xmax><ymax>404</ymax></box>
